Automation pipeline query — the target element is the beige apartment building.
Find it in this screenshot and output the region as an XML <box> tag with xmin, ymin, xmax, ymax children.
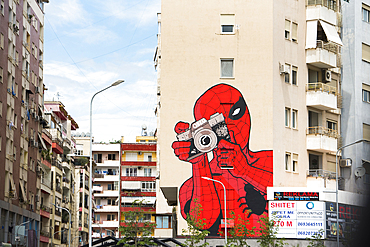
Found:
<box><xmin>154</xmin><ymin>0</ymin><xmax>363</xmax><ymax>239</ymax></box>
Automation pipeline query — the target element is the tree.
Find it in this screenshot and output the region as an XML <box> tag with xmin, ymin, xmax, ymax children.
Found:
<box><xmin>222</xmin><ymin>211</ymin><xmax>255</xmax><ymax>247</ymax></box>
<box><xmin>118</xmin><ymin>199</ymin><xmax>156</xmax><ymax>247</ymax></box>
<box><xmin>182</xmin><ymin>199</ymin><xmax>210</xmax><ymax>247</ymax></box>
<box><xmin>257</xmin><ymin>214</ymin><xmax>286</xmax><ymax>247</ymax></box>
<box><xmin>307</xmin><ymin>229</ymin><xmax>325</xmax><ymax>247</ymax></box>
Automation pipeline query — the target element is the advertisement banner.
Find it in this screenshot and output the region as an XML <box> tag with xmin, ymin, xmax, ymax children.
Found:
<box><xmin>269</xmin><ymin>201</ymin><xmax>325</xmax><ymax>239</ymax></box>
<box><xmin>274</xmin><ymin>192</ymin><xmax>319</xmax><ymax>201</ymax></box>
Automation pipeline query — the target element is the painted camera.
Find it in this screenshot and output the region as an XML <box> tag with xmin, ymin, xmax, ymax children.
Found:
<box><xmin>176</xmin><ymin>112</ymin><xmax>230</xmax><ymax>160</ymax></box>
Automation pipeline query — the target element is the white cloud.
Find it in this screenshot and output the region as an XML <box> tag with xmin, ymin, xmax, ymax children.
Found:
<box><xmin>45</xmin><ymin>0</ymin><xmax>90</xmax><ymax>27</ymax></box>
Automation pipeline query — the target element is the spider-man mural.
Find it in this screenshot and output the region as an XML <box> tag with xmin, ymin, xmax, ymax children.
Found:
<box><xmin>172</xmin><ymin>83</ymin><xmax>273</xmax><ymax>236</ymax></box>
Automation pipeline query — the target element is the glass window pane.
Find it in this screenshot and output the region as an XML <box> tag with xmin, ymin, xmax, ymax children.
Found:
<box><xmin>163</xmin><ymin>216</ymin><xmax>169</xmax><ymax>228</ymax></box>
<box><xmin>221</xmin><ymin>60</ymin><xmax>233</xmax><ymax>77</ymax></box>
<box><xmin>222</xmin><ymin>25</ymin><xmax>233</xmax><ymax>33</ymax></box>
<box><xmin>156</xmin><ymin>216</ymin><xmax>163</xmax><ymax>228</ymax></box>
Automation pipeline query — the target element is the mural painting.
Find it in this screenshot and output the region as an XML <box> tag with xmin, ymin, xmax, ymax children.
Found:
<box><xmin>172</xmin><ymin>84</ymin><xmax>273</xmax><ymax>236</ymax></box>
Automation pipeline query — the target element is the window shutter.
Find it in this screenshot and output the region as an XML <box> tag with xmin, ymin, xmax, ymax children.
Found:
<box><xmin>362</xmin><ymin>43</ymin><xmax>370</xmax><ymax>63</ymax></box>
<box><xmin>285</xmin><ymin>20</ymin><xmax>290</xmax><ymax>31</ymax></box>
<box><xmin>292</xmin><ymin>23</ymin><xmax>298</xmax><ymax>41</ymax></box>
<box><xmin>364</xmin><ymin>123</ymin><xmax>370</xmax><ymax>141</ymax></box>
<box><xmin>363</xmin><ymin>83</ymin><xmax>370</xmax><ymax>92</ymax></box>
<box><xmin>220</xmin><ymin>14</ymin><xmax>235</xmax><ymax>25</ymax></box>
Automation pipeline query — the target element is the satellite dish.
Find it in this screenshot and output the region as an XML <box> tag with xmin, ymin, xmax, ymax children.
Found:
<box><xmin>142</xmin><ymin>124</ymin><xmax>147</xmax><ymax>130</ymax></box>
<box><xmin>354</xmin><ymin>167</ymin><xmax>366</xmax><ymax>178</ymax></box>
<box><xmin>86</xmin><ymin>132</ymin><xmax>90</xmax><ymax>137</ymax></box>
<box><xmin>81</xmin><ymin>132</ymin><xmax>85</xmax><ymax>137</ymax></box>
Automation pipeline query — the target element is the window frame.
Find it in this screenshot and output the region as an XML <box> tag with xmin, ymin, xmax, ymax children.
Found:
<box><xmin>292</xmin><ymin>109</ymin><xmax>298</xmax><ymax>129</ymax></box>
<box><xmin>363</xmin><ymin>4</ymin><xmax>370</xmax><ymax>23</ymax></box>
<box><xmin>284</xmin><ymin>64</ymin><xmax>291</xmax><ymax>83</ymax></box>
<box><xmin>285</xmin><ymin>107</ymin><xmax>291</xmax><ymax>128</ymax></box>
<box><xmin>291</xmin><ymin>22</ymin><xmax>298</xmax><ymax>42</ymax></box>
<box><xmin>285</xmin><ymin>153</ymin><xmax>291</xmax><ymax>171</ymax></box>
<box><xmin>220</xmin><ymin>58</ymin><xmax>234</xmax><ymax>78</ymax></box>
<box><xmin>292</xmin><ymin>154</ymin><xmax>298</xmax><ymax>173</ymax></box>
<box><xmin>363</xmin><ymin>89</ymin><xmax>370</xmax><ymax>103</ymax></box>
<box><xmin>292</xmin><ymin>66</ymin><xmax>298</xmax><ymax>85</ymax></box>
<box><xmin>285</xmin><ymin>19</ymin><xmax>291</xmax><ymax>39</ymax></box>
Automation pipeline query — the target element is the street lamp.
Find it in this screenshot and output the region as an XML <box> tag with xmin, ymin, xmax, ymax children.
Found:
<box><xmin>201</xmin><ymin>177</ymin><xmax>227</xmax><ymax>245</ymax></box>
<box><xmin>335</xmin><ymin>139</ymin><xmax>369</xmax><ymax>247</ymax></box>
<box><xmin>71</xmin><ymin>235</ymin><xmax>82</xmax><ymax>246</ymax></box>
<box><xmin>51</xmin><ymin>228</ymin><xmax>67</xmax><ymax>247</ymax></box>
<box><xmin>52</xmin><ymin>203</ymin><xmax>71</xmax><ymax>247</ymax></box>
<box><xmin>15</xmin><ymin>220</ymin><xmax>31</xmax><ymax>247</ymax></box>
<box><xmin>89</xmin><ymin>79</ymin><xmax>124</xmax><ymax>247</ymax></box>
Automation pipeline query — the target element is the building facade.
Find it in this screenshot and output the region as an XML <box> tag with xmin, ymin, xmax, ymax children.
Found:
<box><xmin>120</xmin><ymin>136</ymin><xmax>158</xmax><ymax>238</ymax></box>
<box><xmin>92</xmin><ymin>143</ymin><xmax>120</xmax><ymax>239</ymax></box>
<box><xmin>341</xmin><ymin>1</ymin><xmax>370</xmax><ymax>192</ymax></box>
<box><xmin>0</xmin><ymin>0</ymin><xmax>48</xmax><ymax>246</ymax></box>
<box><xmin>155</xmin><ymin>0</ymin><xmax>365</xmax><ymax>240</ymax></box>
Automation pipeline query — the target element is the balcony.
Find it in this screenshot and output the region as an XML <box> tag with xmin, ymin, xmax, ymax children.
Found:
<box><xmin>306</xmin><ymin>41</ymin><xmax>338</xmax><ymax>68</ymax></box>
<box><xmin>306</xmin><ymin>83</ymin><xmax>337</xmax><ymax>110</ymax></box>
<box><xmin>306</xmin><ymin>0</ymin><xmax>338</xmax><ymax>25</ymax></box>
<box><xmin>93</xmin><ymin>220</ymin><xmax>119</xmax><ymax>228</ymax></box>
<box><xmin>307</xmin><ymin>126</ymin><xmax>338</xmax><ymax>153</ymax></box>
<box><xmin>96</xmin><ymin>160</ymin><xmax>120</xmax><ymax>167</ymax></box>
<box><xmin>41</xmin><ymin>178</ymin><xmax>51</xmax><ymax>194</ymax></box>
<box><xmin>94</xmin><ymin>174</ymin><xmax>120</xmax><ymax>182</ymax></box>
<box><xmin>40</xmin><ymin>205</ymin><xmax>51</xmax><ymax>218</ymax></box>
<box><xmin>93</xmin><ymin>190</ymin><xmax>119</xmax><ymax>197</ymax></box>
<box><xmin>306</xmin><ymin>169</ymin><xmax>337</xmax><ymax>189</ymax></box>
<box><xmin>40</xmin><ymin>230</ymin><xmax>50</xmax><ymax>243</ymax></box>
<box><xmin>56</xmin><ymin>185</ymin><xmax>62</xmax><ymax>194</ymax></box>
<box><xmin>95</xmin><ymin>205</ymin><xmax>119</xmax><ymax>212</ymax></box>
<box><xmin>55</xmin><ymin>210</ymin><xmax>62</xmax><ymax>217</ymax></box>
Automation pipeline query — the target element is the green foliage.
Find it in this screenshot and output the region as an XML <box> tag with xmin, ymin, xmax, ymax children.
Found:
<box><xmin>306</xmin><ymin>229</ymin><xmax>325</xmax><ymax>247</ymax></box>
<box><xmin>118</xmin><ymin>199</ymin><xmax>156</xmax><ymax>247</ymax></box>
<box><xmin>257</xmin><ymin>214</ymin><xmax>286</xmax><ymax>247</ymax></box>
<box><xmin>74</xmin><ymin>157</ymin><xmax>89</xmax><ymax>166</ymax></box>
<box><xmin>182</xmin><ymin>199</ymin><xmax>210</xmax><ymax>247</ymax></box>
<box><xmin>223</xmin><ymin>211</ymin><xmax>255</xmax><ymax>247</ymax></box>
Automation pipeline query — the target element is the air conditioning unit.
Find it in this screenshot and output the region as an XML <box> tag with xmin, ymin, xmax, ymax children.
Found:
<box><xmin>323</xmin><ymin>70</ymin><xmax>332</xmax><ymax>82</ymax></box>
<box><xmin>340</xmin><ymin>158</ymin><xmax>352</xmax><ymax>167</ymax></box>
<box><xmin>34</xmin><ymin>141</ymin><xmax>39</xmax><ymax>148</ymax></box>
<box><xmin>280</xmin><ymin>64</ymin><xmax>290</xmax><ymax>74</ymax></box>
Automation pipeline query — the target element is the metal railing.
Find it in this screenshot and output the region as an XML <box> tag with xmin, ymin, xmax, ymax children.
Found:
<box><xmin>306</xmin><ymin>0</ymin><xmax>338</xmax><ymax>12</ymax></box>
<box><xmin>41</xmin><ymin>205</ymin><xmax>51</xmax><ymax>213</ymax></box>
<box><xmin>307</xmin><ymin>126</ymin><xmax>340</xmax><ymax>138</ymax></box>
<box><xmin>306</xmin><ymin>169</ymin><xmax>336</xmax><ymax>179</ymax></box>
<box><xmin>306</xmin><ymin>82</ymin><xmax>338</xmax><ymax>95</ymax></box>
<box><xmin>56</xmin><ymin>185</ymin><xmax>62</xmax><ymax>193</ymax></box>
<box><xmin>41</xmin><ymin>177</ymin><xmax>51</xmax><ymax>188</ymax></box>
<box><xmin>40</xmin><ymin>230</ymin><xmax>50</xmax><ymax>238</ymax></box>
<box><xmin>316</xmin><ymin>40</ymin><xmax>340</xmax><ymax>54</ymax></box>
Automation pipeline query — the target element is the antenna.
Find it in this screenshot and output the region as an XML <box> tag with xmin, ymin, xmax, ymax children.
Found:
<box><xmin>55</xmin><ymin>92</ymin><xmax>61</xmax><ymax>101</ymax></box>
<box><xmin>141</xmin><ymin>124</ymin><xmax>148</xmax><ymax>136</ymax></box>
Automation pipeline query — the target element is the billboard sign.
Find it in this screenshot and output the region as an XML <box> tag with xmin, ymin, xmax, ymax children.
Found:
<box><xmin>269</xmin><ymin>201</ymin><xmax>325</xmax><ymax>239</ymax></box>
<box><xmin>274</xmin><ymin>192</ymin><xmax>319</xmax><ymax>201</ymax></box>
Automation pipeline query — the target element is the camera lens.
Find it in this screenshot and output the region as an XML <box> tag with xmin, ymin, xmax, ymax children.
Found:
<box><xmin>200</xmin><ymin>136</ymin><xmax>211</xmax><ymax>146</ymax></box>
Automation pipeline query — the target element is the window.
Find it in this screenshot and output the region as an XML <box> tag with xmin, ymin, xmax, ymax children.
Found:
<box><xmin>284</xmin><ymin>64</ymin><xmax>290</xmax><ymax>83</ymax></box>
<box><xmin>126</xmin><ymin>168</ymin><xmax>137</xmax><ymax>177</ymax></box>
<box><xmin>363</xmin><ymin>83</ymin><xmax>370</xmax><ymax>103</ymax></box>
<box><xmin>156</xmin><ymin>216</ymin><xmax>170</xmax><ymax>228</ymax></box>
<box><xmin>292</xmin><ymin>154</ymin><xmax>298</xmax><ymax>172</ymax></box>
<box><xmin>309</xmin><ymin>154</ymin><xmax>321</xmax><ymax>170</ymax></box>
<box><xmin>285</xmin><ymin>108</ymin><xmax>291</xmax><ymax>127</ymax></box>
<box><xmin>292</xmin><ymin>66</ymin><xmax>297</xmax><ymax>85</ymax></box>
<box><xmin>108</xmin><ymin>154</ymin><xmax>116</xmax><ymax>160</ymax></box>
<box><xmin>285</xmin><ymin>153</ymin><xmax>291</xmax><ymax>171</ymax></box>
<box><xmin>327</xmin><ymin>120</ymin><xmax>337</xmax><ymax>131</ymax></box>
<box><xmin>220</xmin><ymin>59</ymin><xmax>234</xmax><ymax>78</ymax></box>
<box><xmin>364</xmin><ymin>123</ymin><xmax>370</xmax><ymax>141</ymax></box>
<box><xmin>107</xmin><ymin>214</ymin><xmax>115</xmax><ymax>221</ymax></box>
<box><xmin>1</xmin><ymin>1</ymin><xmax>4</xmax><ymax>16</ymax></box>
<box><xmin>107</xmin><ymin>184</ymin><xmax>112</xmax><ymax>190</ymax></box>
<box><xmin>148</xmin><ymin>155</ymin><xmax>152</xmax><ymax>162</ymax></box>
<box><xmin>0</xmin><ymin>101</ymin><xmax>2</xmax><ymax>117</ymax></box>
<box><xmin>144</xmin><ymin>168</ymin><xmax>152</xmax><ymax>177</ymax></box>
<box><xmin>220</xmin><ymin>14</ymin><xmax>235</xmax><ymax>34</ymax></box>
<box><xmin>0</xmin><ymin>33</ymin><xmax>4</xmax><ymax>49</ymax></box>
<box><xmin>141</xmin><ymin>181</ymin><xmax>156</xmax><ymax>192</ymax></box>
<box><xmin>363</xmin><ymin>4</ymin><xmax>370</xmax><ymax>23</ymax></box>
<box><xmin>285</xmin><ymin>20</ymin><xmax>291</xmax><ymax>39</ymax></box>
<box><xmin>0</xmin><ymin>66</ymin><xmax>3</xmax><ymax>83</ymax></box>
<box><xmin>292</xmin><ymin>22</ymin><xmax>298</xmax><ymax>42</ymax></box>
<box><xmin>292</xmin><ymin>110</ymin><xmax>297</xmax><ymax>129</ymax></box>
<box><xmin>363</xmin><ymin>43</ymin><xmax>370</xmax><ymax>63</ymax></box>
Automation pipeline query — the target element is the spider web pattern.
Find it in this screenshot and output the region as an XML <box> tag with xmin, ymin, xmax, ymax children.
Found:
<box><xmin>174</xmin><ymin>84</ymin><xmax>273</xmax><ymax>236</ymax></box>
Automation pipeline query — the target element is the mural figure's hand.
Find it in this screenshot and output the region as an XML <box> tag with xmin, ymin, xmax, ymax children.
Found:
<box><xmin>214</xmin><ymin>139</ymin><xmax>241</xmax><ymax>168</ymax></box>
<box><xmin>172</xmin><ymin>121</ymin><xmax>204</xmax><ymax>163</ymax></box>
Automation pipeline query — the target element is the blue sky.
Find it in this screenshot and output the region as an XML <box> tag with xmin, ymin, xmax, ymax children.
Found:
<box><xmin>43</xmin><ymin>0</ymin><xmax>160</xmax><ymax>142</ymax></box>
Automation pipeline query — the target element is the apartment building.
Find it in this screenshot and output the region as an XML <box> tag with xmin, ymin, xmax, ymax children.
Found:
<box><xmin>41</xmin><ymin>101</ymin><xmax>78</xmax><ymax>247</ymax></box>
<box><xmin>341</xmin><ymin>2</ymin><xmax>370</xmax><ymax>192</ymax></box>
<box><xmin>92</xmin><ymin>143</ymin><xmax>120</xmax><ymax>238</ymax></box>
<box><xmin>155</xmin><ymin>0</ymin><xmax>365</xmax><ymax>240</ymax></box>
<box><xmin>120</xmin><ymin>135</ymin><xmax>157</xmax><ymax>238</ymax></box>
<box><xmin>0</xmin><ymin>0</ymin><xmax>48</xmax><ymax>246</ymax></box>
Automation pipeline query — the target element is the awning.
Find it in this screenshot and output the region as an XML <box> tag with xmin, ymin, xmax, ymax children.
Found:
<box><xmin>160</xmin><ymin>187</ymin><xmax>178</xmax><ymax>206</ymax></box>
<box><xmin>319</xmin><ymin>20</ymin><xmax>343</xmax><ymax>46</ymax></box>
<box><xmin>306</xmin><ymin>20</ymin><xmax>318</xmax><ymax>49</ymax></box>
<box><xmin>121</xmin><ymin>181</ymin><xmax>141</xmax><ymax>190</ymax></box>
<box><xmin>38</xmin><ymin>133</ymin><xmax>47</xmax><ymax>150</ymax></box>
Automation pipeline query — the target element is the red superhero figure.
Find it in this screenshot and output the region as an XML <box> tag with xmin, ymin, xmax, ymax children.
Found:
<box><xmin>172</xmin><ymin>84</ymin><xmax>273</xmax><ymax>236</ymax></box>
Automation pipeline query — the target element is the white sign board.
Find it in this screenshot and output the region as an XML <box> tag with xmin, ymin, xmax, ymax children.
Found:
<box><xmin>269</xmin><ymin>201</ymin><xmax>325</xmax><ymax>239</ymax></box>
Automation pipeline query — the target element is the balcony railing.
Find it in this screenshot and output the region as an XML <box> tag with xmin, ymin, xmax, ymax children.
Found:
<box><xmin>307</xmin><ymin>169</ymin><xmax>336</xmax><ymax>179</ymax></box>
<box><xmin>41</xmin><ymin>177</ymin><xmax>51</xmax><ymax>188</ymax></box>
<box><xmin>40</xmin><ymin>230</ymin><xmax>50</xmax><ymax>238</ymax></box>
<box><xmin>41</xmin><ymin>205</ymin><xmax>51</xmax><ymax>213</ymax></box>
<box><xmin>54</xmin><ymin>233</ymin><xmax>61</xmax><ymax>240</ymax></box>
<box><xmin>56</xmin><ymin>185</ymin><xmax>62</xmax><ymax>193</ymax></box>
<box><xmin>307</xmin><ymin>126</ymin><xmax>339</xmax><ymax>139</ymax></box>
<box><xmin>306</xmin><ymin>0</ymin><xmax>337</xmax><ymax>11</ymax></box>
<box><xmin>306</xmin><ymin>82</ymin><xmax>338</xmax><ymax>95</ymax></box>
<box><xmin>316</xmin><ymin>40</ymin><xmax>339</xmax><ymax>54</ymax></box>
<box><xmin>94</xmin><ymin>173</ymin><xmax>104</xmax><ymax>178</ymax></box>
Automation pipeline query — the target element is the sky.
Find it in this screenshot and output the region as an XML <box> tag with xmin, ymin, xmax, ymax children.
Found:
<box><xmin>43</xmin><ymin>0</ymin><xmax>161</xmax><ymax>143</ymax></box>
